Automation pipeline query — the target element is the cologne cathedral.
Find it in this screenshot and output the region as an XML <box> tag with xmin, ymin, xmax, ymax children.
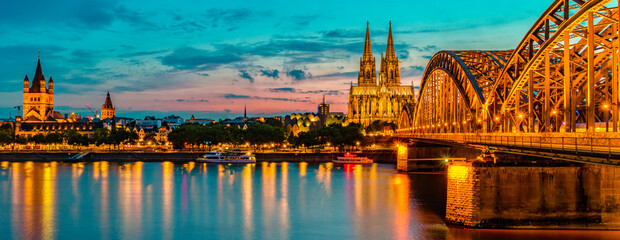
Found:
<box><xmin>347</xmin><ymin>22</ymin><xmax>416</xmax><ymax>126</ymax></box>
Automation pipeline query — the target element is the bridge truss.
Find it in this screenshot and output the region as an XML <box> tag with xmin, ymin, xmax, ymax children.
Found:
<box><xmin>399</xmin><ymin>0</ymin><xmax>620</xmax><ymax>134</ymax></box>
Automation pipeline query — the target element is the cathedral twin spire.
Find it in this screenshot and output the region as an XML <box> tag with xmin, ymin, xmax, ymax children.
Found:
<box><xmin>358</xmin><ymin>21</ymin><xmax>400</xmax><ymax>86</ymax></box>
<box><xmin>358</xmin><ymin>21</ymin><xmax>377</xmax><ymax>86</ymax></box>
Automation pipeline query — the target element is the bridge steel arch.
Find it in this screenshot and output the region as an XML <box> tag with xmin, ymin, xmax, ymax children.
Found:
<box><xmin>412</xmin><ymin>50</ymin><xmax>510</xmax><ymax>133</ymax></box>
<box><xmin>403</xmin><ymin>0</ymin><xmax>620</xmax><ymax>134</ymax></box>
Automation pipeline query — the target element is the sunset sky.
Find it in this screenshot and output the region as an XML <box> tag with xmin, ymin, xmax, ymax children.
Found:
<box><xmin>0</xmin><ymin>0</ymin><xmax>552</xmax><ymax>120</ymax></box>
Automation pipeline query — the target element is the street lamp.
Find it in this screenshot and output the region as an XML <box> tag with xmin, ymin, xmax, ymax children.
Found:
<box><xmin>603</xmin><ymin>104</ymin><xmax>610</xmax><ymax>132</ymax></box>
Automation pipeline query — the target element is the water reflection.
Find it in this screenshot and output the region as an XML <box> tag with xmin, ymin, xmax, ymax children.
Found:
<box><xmin>1</xmin><ymin>161</ymin><xmax>619</xmax><ymax>239</ymax></box>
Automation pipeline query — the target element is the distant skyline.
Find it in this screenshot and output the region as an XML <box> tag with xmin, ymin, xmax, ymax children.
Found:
<box><xmin>0</xmin><ymin>0</ymin><xmax>552</xmax><ymax>120</ymax></box>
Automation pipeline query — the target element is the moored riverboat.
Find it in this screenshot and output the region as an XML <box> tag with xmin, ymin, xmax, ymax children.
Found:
<box><xmin>333</xmin><ymin>153</ymin><xmax>373</xmax><ymax>164</ymax></box>
<box><xmin>196</xmin><ymin>151</ymin><xmax>256</xmax><ymax>163</ymax></box>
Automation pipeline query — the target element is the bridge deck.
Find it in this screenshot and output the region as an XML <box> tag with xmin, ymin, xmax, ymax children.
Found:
<box><xmin>397</xmin><ymin>133</ymin><xmax>620</xmax><ymax>166</ymax></box>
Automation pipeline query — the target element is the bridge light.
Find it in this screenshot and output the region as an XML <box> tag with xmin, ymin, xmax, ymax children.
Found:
<box><xmin>551</xmin><ymin>110</ymin><xmax>557</xmax><ymax>115</ymax></box>
<box><xmin>603</xmin><ymin>104</ymin><xmax>610</xmax><ymax>109</ymax></box>
<box><xmin>444</xmin><ymin>123</ymin><xmax>448</xmax><ymax>126</ymax></box>
<box><xmin>462</xmin><ymin>121</ymin><xmax>466</xmax><ymax>124</ymax></box>
<box><xmin>452</xmin><ymin>122</ymin><xmax>456</xmax><ymax>125</ymax></box>
<box><xmin>518</xmin><ymin>114</ymin><xmax>523</xmax><ymax>118</ymax></box>
<box><xmin>477</xmin><ymin>119</ymin><xmax>482</xmax><ymax>123</ymax></box>
<box><xmin>494</xmin><ymin>116</ymin><xmax>500</xmax><ymax>121</ymax></box>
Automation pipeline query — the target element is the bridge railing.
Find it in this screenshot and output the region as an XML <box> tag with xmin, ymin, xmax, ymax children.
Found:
<box><xmin>399</xmin><ymin>132</ymin><xmax>620</xmax><ymax>157</ymax></box>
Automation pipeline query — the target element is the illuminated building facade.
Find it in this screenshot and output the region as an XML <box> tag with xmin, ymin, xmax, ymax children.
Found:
<box><xmin>17</xmin><ymin>57</ymin><xmax>94</xmax><ymax>136</ymax></box>
<box><xmin>22</xmin><ymin>58</ymin><xmax>54</xmax><ymax>122</ymax></box>
<box><xmin>101</xmin><ymin>91</ymin><xmax>115</xmax><ymax>120</ymax></box>
<box><xmin>347</xmin><ymin>22</ymin><xmax>415</xmax><ymax>126</ymax></box>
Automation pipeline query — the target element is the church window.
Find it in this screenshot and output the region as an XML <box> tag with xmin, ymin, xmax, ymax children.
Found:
<box><xmin>389</xmin><ymin>70</ymin><xmax>394</xmax><ymax>79</ymax></box>
<box><xmin>365</xmin><ymin>71</ymin><xmax>370</xmax><ymax>79</ymax></box>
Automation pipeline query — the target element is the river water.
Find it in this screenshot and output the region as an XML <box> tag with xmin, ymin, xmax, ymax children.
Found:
<box><xmin>1</xmin><ymin>161</ymin><xmax>619</xmax><ymax>240</ymax></box>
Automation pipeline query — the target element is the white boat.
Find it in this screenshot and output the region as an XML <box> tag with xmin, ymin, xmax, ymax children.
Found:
<box><xmin>196</xmin><ymin>151</ymin><xmax>256</xmax><ymax>163</ymax></box>
<box><xmin>333</xmin><ymin>153</ymin><xmax>373</xmax><ymax>164</ymax></box>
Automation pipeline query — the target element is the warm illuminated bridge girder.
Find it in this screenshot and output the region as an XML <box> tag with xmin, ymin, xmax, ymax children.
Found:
<box><xmin>399</xmin><ymin>0</ymin><xmax>620</xmax><ymax>134</ymax></box>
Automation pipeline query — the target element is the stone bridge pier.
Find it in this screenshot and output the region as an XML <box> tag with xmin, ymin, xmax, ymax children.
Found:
<box><xmin>396</xmin><ymin>141</ymin><xmax>483</xmax><ymax>171</ymax></box>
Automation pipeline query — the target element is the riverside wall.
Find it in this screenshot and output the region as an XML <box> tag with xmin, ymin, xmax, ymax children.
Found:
<box><xmin>0</xmin><ymin>150</ymin><xmax>395</xmax><ymax>163</ymax></box>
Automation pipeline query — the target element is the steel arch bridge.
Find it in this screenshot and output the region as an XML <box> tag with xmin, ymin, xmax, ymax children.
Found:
<box><xmin>399</xmin><ymin>0</ymin><xmax>620</xmax><ymax>135</ymax></box>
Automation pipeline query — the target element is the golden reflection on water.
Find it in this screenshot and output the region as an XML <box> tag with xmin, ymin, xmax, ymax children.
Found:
<box><xmin>242</xmin><ymin>164</ymin><xmax>254</xmax><ymax>240</ymax></box>
<box><xmin>41</xmin><ymin>162</ymin><xmax>57</xmax><ymax>240</ymax></box>
<box><xmin>9</xmin><ymin>162</ymin><xmax>59</xmax><ymax>240</ymax></box>
<box><xmin>299</xmin><ymin>162</ymin><xmax>307</xmax><ymax>177</ymax></box>
<box><xmin>391</xmin><ymin>173</ymin><xmax>410</xmax><ymax>240</ymax></box>
<box><xmin>97</xmin><ymin>161</ymin><xmax>110</xmax><ymax>240</ymax></box>
<box><xmin>279</xmin><ymin>162</ymin><xmax>290</xmax><ymax>239</ymax></box>
<box><xmin>162</xmin><ymin>161</ymin><xmax>174</xmax><ymax>240</ymax></box>
<box><xmin>23</xmin><ymin>162</ymin><xmax>35</xmax><ymax>239</ymax></box>
<box><xmin>262</xmin><ymin>162</ymin><xmax>277</xmax><ymax>238</ymax></box>
<box><xmin>11</xmin><ymin>162</ymin><xmax>23</xmax><ymax>239</ymax></box>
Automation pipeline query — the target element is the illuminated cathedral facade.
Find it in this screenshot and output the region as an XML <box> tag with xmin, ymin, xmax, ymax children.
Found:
<box><xmin>347</xmin><ymin>22</ymin><xmax>416</xmax><ymax>126</ymax></box>
<box><xmin>22</xmin><ymin>58</ymin><xmax>55</xmax><ymax>122</ymax></box>
<box><xmin>17</xmin><ymin>57</ymin><xmax>95</xmax><ymax>137</ymax></box>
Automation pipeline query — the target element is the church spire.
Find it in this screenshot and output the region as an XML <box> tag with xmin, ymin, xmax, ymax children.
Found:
<box><xmin>380</xmin><ymin>22</ymin><xmax>400</xmax><ymax>86</ymax></box>
<box><xmin>29</xmin><ymin>58</ymin><xmax>46</xmax><ymax>93</ymax></box>
<box><xmin>362</xmin><ymin>21</ymin><xmax>373</xmax><ymax>61</ymax></box>
<box><xmin>358</xmin><ymin>21</ymin><xmax>377</xmax><ymax>86</ymax></box>
<box><xmin>386</xmin><ymin>21</ymin><xmax>396</xmax><ymax>60</ymax></box>
<box><xmin>103</xmin><ymin>91</ymin><xmax>114</xmax><ymax>109</ymax></box>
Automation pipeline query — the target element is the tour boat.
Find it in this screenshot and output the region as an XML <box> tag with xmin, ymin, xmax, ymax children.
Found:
<box><xmin>196</xmin><ymin>151</ymin><xmax>256</xmax><ymax>163</ymax></box>
<box><xmin>334</xmin><ymin>153</ymin><xmax>373</xmax><ymax>164</ymax></box>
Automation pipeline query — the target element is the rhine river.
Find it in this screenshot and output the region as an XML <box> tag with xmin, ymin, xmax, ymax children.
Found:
<box><xmin>1</xmin><ymin>161</ymin><xmax>619</xmax><ymax>240</ymax></box>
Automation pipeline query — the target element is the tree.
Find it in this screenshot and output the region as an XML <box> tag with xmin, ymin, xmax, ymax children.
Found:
<box><xmin>298</xmin><ymin>130</ymin><xmax>320</xmax><ymax>150</ymax></box>
<box><xmin>167</xmin><ymin>128</ymin><xmax>186</xmax><ymax>150</ymax></box>
<box><xmin>44</xmin><ymin>132</ymin><xmax>63</xmax><ymax>144</ymax></box>
<box><xmin>29</xmin><ymin>133</ymin><xmax>46</xmax><ymax>145</ymax></box>
<box><xmin>0</xmin><ymin>131</ymin><xmax>11</xmax><ymax>146</ymax></box>
<box><xmin>265</xmin><ymin>118</ymin><xmax>284</xmax><ymax>128</ymax></box>
<box><xmin>365</xmin><ymin>120</ymin><xmax>395</xmax><ymax>134</ymax></box>
<box><xmin>246</xmin><ymin>124</ymin><xmax>285</xmax><ymax>148</ymax></box>
<box><xmin>109</xmin><ymin>129</ymin><xmax>138</xmax><ymax>148</ymax></box>
<box><xmin>227</xmin><ymin>126</ymin><xmax>246</xmax><ymax>147</ymax></box>
<box><xmin>143</xmin><ymin>133</ymin><xmax>157</xmax><ymax>144</ymax></box>
<box><xmin>287</xmin><ymin>132</ymin><xmax>299</xmax><ymax>148</ymax></box>
<box><xmin>67</xmin><ymin>133</ymin><xmax>90</xmax><ymax>147</ymax></box>
<box><xmin>93</xmin><ymin>128</ymin><xmax>111</xmax><ymax>146</ymax></box>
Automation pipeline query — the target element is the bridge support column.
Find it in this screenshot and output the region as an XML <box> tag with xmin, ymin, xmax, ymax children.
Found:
<box><xmin>528</xmin><ymin>70</ymin><xmax>534</xmax><ymax>133</ymax></box>
<box><xmin>615</xmin><ymin>3</ymin><xmax>620</xmax><ymax>133</ymax></box>
<box><xmin>397</xmin><ymin>145</ymin><xmax>408</xmax><ymax>171</ymax></box>
<box><xmin>586</xmin><ymin>12</ymin><xmax>595</xmax><ymax>132</ymax></box>
<box><xmin>563</xmin><ymin>33</ymin><xmax>573</xmax><ymax>132</ymax></box>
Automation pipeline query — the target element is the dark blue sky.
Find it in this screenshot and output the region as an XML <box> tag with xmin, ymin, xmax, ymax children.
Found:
<box><xmin>0</xmin><ymin>0</ymin><xmax>552</xmax><ymax>119</ymax></box>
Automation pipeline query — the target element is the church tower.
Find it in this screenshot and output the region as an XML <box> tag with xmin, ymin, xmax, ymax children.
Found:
<box><xmin>358</xmin><ymin>21</ymin><xmax>377</xmax><ymax>86</ymax></box>
<box><xmin>22</xmin><ymin>57</ymin><xmax>54</xmax><ymax>122</ymax></box>
<box><xmin>379</xmin><ymin>22</ymin><xmax>401</xmax><ymax>86</ymax></box>
<box><xmin>101</xmin><ymin>91</ymin><xmax>116</xmax><ymax>120</ymax></box>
